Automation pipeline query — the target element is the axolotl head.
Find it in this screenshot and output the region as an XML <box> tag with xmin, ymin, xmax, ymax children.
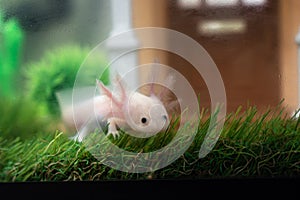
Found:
<box><xmin>124</xmin><ymin>91</ymin><xmax>170</xmax><ymax>137</ymax></box>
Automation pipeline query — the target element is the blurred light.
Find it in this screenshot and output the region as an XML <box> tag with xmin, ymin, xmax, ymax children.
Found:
<box><xmin>198</xmin><ymin>19</ymin><xmax>247</xmax><ymax>35</ymax></box>
<box><xmin>177</xmin><ymin>0</ymin><xmax>202</xmax><ymax>9</ymax></box>
<box><xmin>206</xmin><ymin>0</ymin><xmax>239</xmax><ymax>7</ymax></box>
<box><xmin>241</xmin><ymin>0</ymin><xmax>266</xmax><ymax>6</ymax></box>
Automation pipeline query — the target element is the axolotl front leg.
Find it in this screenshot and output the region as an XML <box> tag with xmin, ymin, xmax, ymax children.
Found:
<box><xmin>107</xmin><ymin>117</ymin><xmax>127</xmax><ymax>139</ymax></box>
<box><xmin>96</xmin><ymin>76</ymin><xmax>130</xmax><ymax>139</ymax></box>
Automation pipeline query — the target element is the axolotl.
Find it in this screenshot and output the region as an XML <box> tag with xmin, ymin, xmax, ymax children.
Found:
<box><xmin>62</xmin><ymin>75</ymin><xmax>173</xmax><ymax>142</ymax></box>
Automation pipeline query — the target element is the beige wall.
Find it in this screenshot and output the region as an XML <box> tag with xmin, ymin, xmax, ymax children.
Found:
<box><xmin>131</xmin><ymin>0</ymin><xmax>169</xmax><ymax>88</ymax></box>
<box><xmin>279</xmin><ymin>0</ymin><xmax>300</xmax><ymax>114</ymax></box>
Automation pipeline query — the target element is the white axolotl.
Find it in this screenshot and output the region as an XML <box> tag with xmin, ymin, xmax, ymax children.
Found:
<box><xmin>60</xmin><ymin>74</ymin><xmax>175</xmax><ymax>142</ymax></box>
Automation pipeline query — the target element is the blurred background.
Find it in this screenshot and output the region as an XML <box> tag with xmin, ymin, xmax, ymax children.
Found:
<box><xmin>133</xmin><ymin>0</ymin><xmax>300</xmax><ymax>115</ymax></box>
<box><xmin>0</xmin><ymin>0</ymin><xmax>300</xmax><ymax>138</ymax></box>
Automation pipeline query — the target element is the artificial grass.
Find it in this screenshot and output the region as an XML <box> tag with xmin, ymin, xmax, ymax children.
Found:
<box><xmin>0</xmin><ymin>106</ymin><xmax>300</xmax><ymax>181</ymax></box>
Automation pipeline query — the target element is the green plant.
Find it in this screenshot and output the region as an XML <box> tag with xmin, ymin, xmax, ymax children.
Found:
<box><xmin>0</xmin><ymin>10</ymin><xmax>24</xmax><ymax>98</ymax></box>
<box><xmin>0</xmin><ymin>98</ymin><xmax>52</xmax><ymax>139</ymax></box>
<box><xmin>1</xmin><ymin>105</ymin><xmax>300</xmax><ymax>181</ymax></box>
<box><xmin>24</xmin><ymin>44</ymin><xmax>110</xmax><ymax>117</ymax></box>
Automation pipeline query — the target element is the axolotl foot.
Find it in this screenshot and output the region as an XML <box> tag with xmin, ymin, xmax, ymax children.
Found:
<box><xmin>106</xmin><ymin>118</ymin><xmax>125</xmax><ymax>139</ymax></box>
<box><xmin>106</xmin><ymin>130</ymin><xmax>121</xmax><ymax>139</ymax></box>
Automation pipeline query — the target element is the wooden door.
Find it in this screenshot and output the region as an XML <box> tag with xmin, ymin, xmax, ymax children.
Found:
<box><xmin>168</xmin><ymin>0</ymin><xmax>280</xmax><ymax>113</ymax></box>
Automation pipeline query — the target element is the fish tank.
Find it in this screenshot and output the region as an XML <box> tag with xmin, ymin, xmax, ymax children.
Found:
<box><xmin>0</xmin><ymin>0</ymin><xmax>299</xmax><ymax>197</ymax></box>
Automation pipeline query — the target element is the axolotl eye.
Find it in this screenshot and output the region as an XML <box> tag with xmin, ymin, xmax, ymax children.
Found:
<box><xmin>141</xmin><ymin>117</ymin><xmax>148</xmax><ymax>124</ymax></box>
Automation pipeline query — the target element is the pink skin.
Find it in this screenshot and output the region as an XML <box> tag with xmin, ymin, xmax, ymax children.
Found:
<box><xmin>71</xmin><ymin>74</ymin><xmax>173</xmax><ymax>142</ymax></box>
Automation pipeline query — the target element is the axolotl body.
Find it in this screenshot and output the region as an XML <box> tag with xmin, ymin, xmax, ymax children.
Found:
<box><xmin>64</xmin><ymin>75</ymin><xmax>171</xmax><ymax>142</ymax></box>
